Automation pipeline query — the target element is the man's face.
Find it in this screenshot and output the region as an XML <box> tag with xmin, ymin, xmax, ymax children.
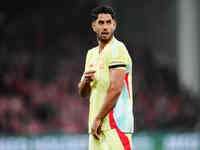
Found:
<box><xmin>92</xmin><ymin>13</ymin><xmax>116</xmax><ymax>43</ymax></box>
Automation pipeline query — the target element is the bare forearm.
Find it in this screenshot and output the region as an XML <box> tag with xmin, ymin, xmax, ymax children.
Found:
<box><xmin>91</xmin><ymin>69</ymin><xmax>125</xmax><ymax>139</ymax></box>
<box><xmin>78</xmin><ymin>80</ymin><xmax>91</xmax><ymax>97</ymax></box>
<box><xmin>96</xmin><ymin>88</ymin><xmax>121</xmax><ymax>120</ymax></box>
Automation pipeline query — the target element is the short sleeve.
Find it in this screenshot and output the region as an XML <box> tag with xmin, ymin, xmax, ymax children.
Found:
<box><xmin>109</xmin><ymin>43</ymin><xmax>128</xmax><ymax>70</ymax></box>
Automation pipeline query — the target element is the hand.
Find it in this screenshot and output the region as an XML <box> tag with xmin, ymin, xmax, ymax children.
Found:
<box><xmin>91</xmin><ymin>117</ymin><xmax>102</xmax><ymax>140</ymax></box>
<box><xmin>84</xmin><ymin>70</ymin><xmax>96</xmax><ymax>83</ymax></box>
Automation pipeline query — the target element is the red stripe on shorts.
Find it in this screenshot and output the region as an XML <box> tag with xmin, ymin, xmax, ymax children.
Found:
<box><xmin>109</xmin><ymin>109</ymin><xmax>132</xmax><ymax>150</ymax></box>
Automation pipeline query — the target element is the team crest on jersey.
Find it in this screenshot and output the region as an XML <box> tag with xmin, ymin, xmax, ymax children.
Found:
<box><xmin>89</xmin><ymin>64</ymin><xmax>94</xmax><ymax>68</ymax></box>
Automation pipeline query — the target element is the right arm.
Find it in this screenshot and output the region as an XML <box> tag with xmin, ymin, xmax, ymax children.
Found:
<box><xmin>78</xmin><ymin>78</ymin><xmax>91</xmax><ymax>97</ymax></box>
<box><xmin>78</xmin><ymin>70</ymin><xmax>96</xmax><ymax>97</ymax></box>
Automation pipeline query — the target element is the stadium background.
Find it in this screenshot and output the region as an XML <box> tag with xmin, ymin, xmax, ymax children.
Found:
<box><xmin>0</xmin><ymin>0</ymin><xmax>199</xmax><ymax>149</ymax></box>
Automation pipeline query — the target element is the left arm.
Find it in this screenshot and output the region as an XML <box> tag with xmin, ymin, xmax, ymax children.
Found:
<box><xmin>91</xmin><ymin>68</ymin><xmax>125</xmax><ymax>140</ymax></box>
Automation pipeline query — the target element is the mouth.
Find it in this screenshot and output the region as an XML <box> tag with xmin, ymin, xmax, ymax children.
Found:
<box><xmin>101</xmin><ymin>32</ymin><xmax>109</xmax><ymax>38</ymax></box>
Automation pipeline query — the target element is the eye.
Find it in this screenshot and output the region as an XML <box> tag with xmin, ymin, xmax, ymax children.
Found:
<box><xmin>107</xmin><ymin>20</ymin><xmax>111</xmax><ymax>24</ymax></box>
<box><xmin>98</xmin><ymin>21</ymin><xmax>104</xmax><ymax>25</ymax></box>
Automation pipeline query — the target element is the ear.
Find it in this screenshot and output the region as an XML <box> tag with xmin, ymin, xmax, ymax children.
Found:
<box><xmin>91</xmin><ymin>22</ymin><xmax>96</xmax><ymax>32</ymax></box>
<box><xmin>113</xmin><ymin>20</ymin><xmax>117</xmax><ymax>30</ymax></box>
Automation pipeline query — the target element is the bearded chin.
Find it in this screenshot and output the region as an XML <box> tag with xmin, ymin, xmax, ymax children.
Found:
<box><xmin>97</xmin><ymin>36</ymin><xmax>107</xmax><ymax>43</ymax></box>
<box><xmin>97</xmin><ymin>33</ymin><xmax>113</xmax><ymax>43</ymax></box>
<box><xmin>100</xmin><ymin>38</ymin><xmax>108</xmax><ymax>43</ymax></box>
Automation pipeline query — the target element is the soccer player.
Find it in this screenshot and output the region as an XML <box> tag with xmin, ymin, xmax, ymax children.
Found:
<box><xmin>78</xmin><ymin>5</ymin><xmax>134</xmax><ymax>150</ymax></box>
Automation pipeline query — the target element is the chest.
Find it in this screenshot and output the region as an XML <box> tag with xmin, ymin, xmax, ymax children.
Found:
<box><xmin>88</xmin><ymin>52</ymin><xmax>110</xmax><ymax>86</ymax></box>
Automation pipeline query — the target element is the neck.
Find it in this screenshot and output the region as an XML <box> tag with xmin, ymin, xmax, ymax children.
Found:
<box><xmin>98</xmin><ymin>36</ymin><xmax>114</xmax><ymax>53</ymax></box>
<box><xmin>98</xmin><ymin>42</ymin><xmax>106</xmax><ymax>52</ymax></box>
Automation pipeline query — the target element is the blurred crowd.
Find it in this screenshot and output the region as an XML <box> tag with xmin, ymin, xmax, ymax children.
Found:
<box><xmin>0</xmin><ymin>48</ymin><xmax>89</xmax><ymax>135</ymax></box>
<box><xmin>0</xmin><ymin>8</ymin><xmax>199</xmax><ymax>136</ymax></box>
<box><xmin>133</xmin><ymin>47</ymin><xmax>199</xmax><ymax>131</ymax></box>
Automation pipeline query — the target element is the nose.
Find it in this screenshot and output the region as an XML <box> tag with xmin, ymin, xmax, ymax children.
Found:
<box><xmin>103</xmin><ymin>24</ymin><xmax>108</xmax><ymax>31</ymax></box>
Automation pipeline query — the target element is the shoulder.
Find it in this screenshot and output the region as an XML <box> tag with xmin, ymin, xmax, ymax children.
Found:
<box><xmin>115</xmin><ymin>39</ymin><xmax>132</xmax><ymax>63</ymax></box>
<box><xmin>113</xmin><ymin>39</ymin><xmax>130</xmax><ymax>57</ymax></box>
<box><xmin>86</xmin><ymin>46</ymin><xmax>98</xmax><ymax>59</ymax></box>
<box><xmin>116</xmin><ymin>40</ymin><xmax>128</xmax><ymax>52</ymax></box>
<box><xmin>87</xmin><ymin>46</ymin><xmax>98</xmax><ymax>55</ymax></box>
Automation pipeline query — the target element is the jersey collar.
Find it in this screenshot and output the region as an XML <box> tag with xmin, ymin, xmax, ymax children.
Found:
<box><xmin>97</xmin><ymin>36</ymin><xmax>117</xmax><ymax>54</ymax></box>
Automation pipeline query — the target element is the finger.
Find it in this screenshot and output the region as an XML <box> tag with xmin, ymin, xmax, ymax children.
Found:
<box><xmin>84</xmin><ymin>76</ymin><xmax>94</xmax><ymax>81</ymax></box>
<box><xmin>91</xmin><ymin>127</ymin><xmax>100</xmax><ymax>140</ymax></box>
<box><xmin>90</xmin><ymin>75</ymin><xmax>95</xmax><ymax>81</ymax></box>
<box><xmin>97</xmin><ymin>121</ymin><xmax>102</xmax><ymax>134</ymax></box>
<box><xmin>84</xmin><ymin>79</ymin><xmax>91</xmax><ymax>83</ymax></box>
<box><xmin>85</xmin><ymin>74</ymin><xmax>95</xmax><ymax>81</ymax></box>
<box><xmin>97</xmin><ymin>125</ymin><xmax>102</xmax><ymax>134</ymax></box>
<box><xmin>86</xmin><ymin>72</ymin><xmax>95</xmax><ymax>77</ymax></box>
<box><xmin>87</xmin><ymin>70</ymin><xmax>96</xmax><ymax>73</ymax></box>
<box><xmin>84</xmin><ymin>70</ymin><xmax>96</xmax><ymax>74</ymax></box>
<box><xmin>84</xmin><ymin>74</ymin><xmax>93</xmax><ymax>77</ymax></box>
<box><xmin>93</xmin><ymin>131</ymin><xmax>100</xmax><ymax>140</ymax></box>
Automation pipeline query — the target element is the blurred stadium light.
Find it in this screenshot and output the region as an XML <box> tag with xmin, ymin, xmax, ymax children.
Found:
<box><xmin>177</xmin><ymin>0</ymin><xmax>200</xmax><ymax>98</ymax></box>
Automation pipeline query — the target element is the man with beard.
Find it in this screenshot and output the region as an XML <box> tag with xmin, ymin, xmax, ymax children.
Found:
<box><xmin>78</xmin><ymin>5</ymin><xmax>134</xmax><ymax>150</ymax></box>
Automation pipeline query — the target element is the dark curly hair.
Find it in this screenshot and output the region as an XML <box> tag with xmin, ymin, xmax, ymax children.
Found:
<box><xmin>90</xmin><ymin>5</ymin><xmax>116</xmax><ymax>22</ymax></box>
